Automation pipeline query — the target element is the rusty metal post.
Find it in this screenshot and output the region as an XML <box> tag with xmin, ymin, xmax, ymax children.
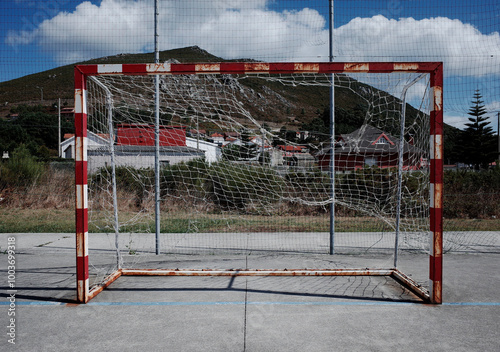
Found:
<box><xmin>429</xmin><ymin>63</ymin><xmax>444</xmax><ymax>304</ymax></box>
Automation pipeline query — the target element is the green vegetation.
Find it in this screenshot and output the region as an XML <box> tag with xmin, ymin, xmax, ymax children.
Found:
<box><xmin>444</xmin><ymin>167</ymin><xmax>500</xmax><ymax>219</ymax></box>
<box><xmin>456</xmin><ymin>90</ymin><xmax>497</xmax><ymax>169</ymax></box>
<box><xmin>0</xmin><ymin>144</ymin><xmax>46</xmax><ymax>187</ymax></box>
<box><xmin>1</xmin><ymin>208</ymin><xmax>498</xmax><ymax>233</ymax></box>
<box><xmin>0</xmin><ymin>105</ymin><xmax>73</xmax><ymax>157</ymax></box>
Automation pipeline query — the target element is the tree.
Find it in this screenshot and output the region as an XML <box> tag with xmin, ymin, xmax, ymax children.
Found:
<box><xmin>460</xmin><ymin>90</ymin><xmax>496</xmax><ymax>169</ymax></box>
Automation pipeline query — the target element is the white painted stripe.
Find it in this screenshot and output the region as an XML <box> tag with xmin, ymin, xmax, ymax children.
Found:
<box><xmin>76</xmin><ymin>231</ymin><xmax>88</xmax><ymax>257</ymax></box>
<box><xmin>429</xmin><ymin>224</ymin><xmax>435</xmax><ymax>256</ymax></box>
<box><xmin>97</xmin><ymin>64</ymin><xmax>123</xmax><ymax>74</ymax></box>
<box><xmin>195</xmin><ymin>63</ymin><xmax>221</xmax><ymax>72</ymax></box>
<box><xmin>84</xmin><ymin>232</ymin><xmax>88</xmax><ymax>256</ymax></box>
<box><xmin>245</xmin><ymin>63</ymin><xmax>270</xmax><ymax>72</ymax></box>
<box><xmin>294</xmin><ymin>63</ymin><xmax>320</xmax><ymax>72</ymax></box>
<box><xmin>432</xmin><ymin>86</ymin><xmax>443</xmax><ymax>112</ymax></box>
<box><xmin>394</xmin><ymin>63</ymin><xmax>419</xmax><ymax>71</ymax></box>
<box><xmin>77</xmin><ymin>279</ymin><xmax>89</xmax><ymax>299</ymax></box>
<box><xmin>146</xmin><ymin>63</ymin><xmax>171</xmax><ymax>73</ymax></box>
<box><xmin>76</xmin><ymin>184</ymin><xmax>88</xmax><ymax>210</ymax></box>
<box><xmin>433</xmin><ymin>183</ymin><xmax>443</xmax><ymax>208</ymax></box>
<box><xmin>430</xmin><ymin>135</ymin><xmax>435</xmax><ymax>159</ymax></box>
<box><xmin>74</xmin><ymin>89</ymin><xmax>84</xmax><ymax>114</ymax></box>
<box><xmin>430</xmin><ymin>183</ymin><xmax>435</xmax><ymax>209</ymax></box>
<box><xmin>433</xmin><ymin>134</ymin><xmax>443</xmax><ymax>159</ymax></box>
<box><xmin>75</xmin><ymin>136</ymin><xmax>87</xmax><ymax>162</ymax></box>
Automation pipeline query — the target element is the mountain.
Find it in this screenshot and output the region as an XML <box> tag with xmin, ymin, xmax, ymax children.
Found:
<box><xmin>0</xmin><ymin>46</ymin><xmax>455</xmax><ymax>149</ymax></box>
<box><xmin>0</xmin><ymin>46</ymin><xmax>222</xmax><ymax>117</ymax></box>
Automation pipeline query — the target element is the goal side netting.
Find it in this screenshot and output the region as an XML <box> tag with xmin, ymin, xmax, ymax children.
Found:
<box><xmin>74</xmin><ymin>62</ymin><xmax>443</xmax><ymax>304</ymax></box>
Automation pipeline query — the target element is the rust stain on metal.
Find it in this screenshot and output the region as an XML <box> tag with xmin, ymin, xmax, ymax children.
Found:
<box><xmin>434</xmin><ymin>134</ymin><xmax>443</xmax><ymax>160</ymax></box>
<box><xmin>432</xmin><ymin>281</ymin><xmax>442</xmax><ymax>304</ymax></box>
<box><xmin>86</xmin><ymin>269</ymin><xmax>122</xmax><ymax>302</ymax></box>
<box><xmin>433</xmin><ymin>233</ymin><xmax>443</xmax><ymax>257</ymax></box>
<box><xmin>391</xmin><ymin>270</ymin><xmax>431</xmax><ymax>303</ymax></box>
<box><xmin>121</xmin><ymin>268</ymin><xmax>393</xmax><ymax>277</ymax></box>
<box><xmin>146</xmin><ymin>63</ymin><xmax>171</xmax><ymax>73</ymax></box>
<box><xmin>433</xmin><ymin>86</ymin><xmax>443</xmax><ymax>111</ymax></box>
<box><xmin>344</xmin><ymin>63</ymin><xmax>369</xmax><ymax>72</ymax></box>
<box><xmin>195</xmin><ymin>63</ymin><xmax>220</xmax><ymax>72</ymax></box>
<box><xmin>75</xmin><ymin>137</ymin><xmax>86</xmax><ymax>163</ymax></box>
<box><xmin>245</xmin><ymin>63</ymin><xmax>270</xmax><ymax>73</ymax></box>
<box><xmin>294</xmin><ymin>63</ymin><xmax>319</xmax><ymax>72</ymax></box>
<box><xmin>434</xmin><ymin>182</ymin><xmax>443</xmax><ymax>208</ymax></box>
<box><xmin>394</xmin><ymin>63</ymin><xmax>419</xmax><ymax>71</ymax></box>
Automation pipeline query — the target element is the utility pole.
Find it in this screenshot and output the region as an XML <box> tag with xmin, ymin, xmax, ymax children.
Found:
<box><xmin>154</xmin><ymin>0</ymin><xmax>161</xmax><ymax>254</ymax></box>
<box><xmin>329</xmin><ymin>0</ymin><xmax>335</xmax><ymax>255</ymax></box>
<box><xmin>58</xmin><ymin>98</ymin><xmax>61</xmax><ymax>158</ymax></box>
<box><xmin>497</xmin><ymin>112</ymin><xmax>500</xmax><ymax>163</ymax></box>
<box><xmin>36</xmin><ymin>86</ymin><xmax>43</xmax><ymax>103</ymax></box>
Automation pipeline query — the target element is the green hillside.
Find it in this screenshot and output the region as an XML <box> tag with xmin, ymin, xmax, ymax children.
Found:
<box><xmin>0</xmin><ymin>46</ymin><xmax>460</xmax><ymax>158</ymax></box>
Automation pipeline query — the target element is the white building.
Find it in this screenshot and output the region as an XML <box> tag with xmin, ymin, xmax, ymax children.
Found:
<box><xmin>185</xmin><ymin>137</ymin><xmax>221</xmax><ymax>164</ymax></box>
<box><xmin>60</xmin><ymin>132</ymin><xmax>109</xmax><ymax>159</ymax></box>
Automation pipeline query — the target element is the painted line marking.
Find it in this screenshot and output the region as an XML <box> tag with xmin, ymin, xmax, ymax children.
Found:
<box><xmin>2</xmin><ymin>301</ymin><xmax>500</xmax><ymax>307</ymax></box>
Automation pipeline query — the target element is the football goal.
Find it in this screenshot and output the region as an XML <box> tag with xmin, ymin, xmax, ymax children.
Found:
<box><xmin>74</xmin><ymin>62</ymin><xmax>443</xmax><ymax>303</ymax></box>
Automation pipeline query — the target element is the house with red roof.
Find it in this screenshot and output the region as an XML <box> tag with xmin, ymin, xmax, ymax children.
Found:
<box><xmin>316</xmin><ymin>125</ymin><xmax>426</xmax><ymax>171</ymax></box>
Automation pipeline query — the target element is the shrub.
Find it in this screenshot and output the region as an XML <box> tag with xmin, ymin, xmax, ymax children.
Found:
<box><xmin>0</xmin><ymin>144</ymin><xmax>45</xmax><ymax>188</ymax></box>
<box><xmin>208</xmin><ymin>161</ymin><xmax>285</xmax><ymax>213</ymax></box>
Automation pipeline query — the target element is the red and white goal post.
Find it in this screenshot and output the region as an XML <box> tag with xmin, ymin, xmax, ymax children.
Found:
<box><xmin>74</xmin><ymin>62</ymin><xmax>443</xmax><ymax>304</ymax></box>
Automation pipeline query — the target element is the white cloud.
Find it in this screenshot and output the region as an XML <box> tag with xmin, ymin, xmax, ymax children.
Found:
<box><xmin>444</xmin><ymin>114</ymin><xmax>468</xmax><ymax>130</ymax></box>
<box><xmin>5</xmin><ymin>0</ymin><xmax>327</xmax><ymax>63</ymax></box>
<box><xmin>334</xmin><ymin>15</ymin><xmax>500</xmax><ymax>77</ymax></box>
<box><xmin>4</xmin><ymin>1</ymin><xmax>500</xmax><ymax>80</ymax></box>
<box><xmin>485</xmin><ymin>101</ymin><xmax>500</xmax><ymax>114</ymax></box>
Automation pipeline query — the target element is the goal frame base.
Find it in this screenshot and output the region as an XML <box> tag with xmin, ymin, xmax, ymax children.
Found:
<box><xmin>84</xmin><ymin>267</ymin><xmax>431</xmax><ymax>304</ymax></box>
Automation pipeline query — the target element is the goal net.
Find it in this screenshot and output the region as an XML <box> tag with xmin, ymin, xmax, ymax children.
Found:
<box><xmin>74</xmin><ymin>62</ymin><xmax>443</xmax><ymax>303</ymax></box>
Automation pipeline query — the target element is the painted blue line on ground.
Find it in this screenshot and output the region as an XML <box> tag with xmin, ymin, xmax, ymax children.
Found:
<box><xmin>0</xmin><ymin>301</ymin><xmax>64</xmax><ymax>306</ymax></box>
<box><xmin>2</xmin><ymin>301</ymin><xmax>500</xmax><ymax>306</ymax></box>
<box><xmin>442</xmin><ymin>302</ymin><xmax>500</xmax><ymax>306</ymax></box>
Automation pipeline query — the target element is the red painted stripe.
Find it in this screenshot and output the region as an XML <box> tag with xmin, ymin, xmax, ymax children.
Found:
<box><xmin>74</xmin><ymin>71</ymin><xmax>86</xmax><ymax>90</ymax></box>
<box><xmin>122</xmin><ymin>63</ymin><xmax>147</xmax><ymax>74</ymax></box>
<box><xmin>430</xmin><ymin>63</ymin><xmax>443</xmax><ymax>87</ymax></box>
<box><xmin>76</xmin><ymin>255</ymin><xmax>89</xmax><ymax>280</ymax></box>
<box><xmin>429</xmin><ymin>255</ymin><xmax>442</xmax><ymax>281</ymax></box>
<box><xmin>171</xmin><ymin>63</ymin><xmax>196</xmax><ymax>73</ymax></box>
<box><xmin>269</xmin><ymin>63</ymin><xmax>295</xmax><ymax>73</ymax></box>
<box><xmin>76</xmin><ymin>65</ymin><xmax>98</xmax><ymax>75</ymax></box>
<box><xmin>429</xmin><ymin>207</ymin><xmax>443</xmax><ymax>233</ymax></box>
<box><xmin>75</xmin><ymin>208</ymin><xmax>88</xmax><ymax>233</ymax></box>
<box><xmin>75</xmin><ymin>161</ymin><xmax>87</xmax><ymax>185</ymax></box>
<box><xmin>368</xmin><ymin>62</ymin><xmax>395</xmax><ymax>72</ymax></box>
<box><xmin>430</xmin><ymin>159</ymin><xmax>443</xmax><ymax>183</ymax></box>
<box><xmin>430</xmin><ymin>112</ymin><xmax>444</xmax><ymax>135</ymax></box>
<box><xmin>317</xmin><ymin>62</ymin><xmax>346</xmax><ymax>73</ymax></box>
<box><xmin>74</xmin><ymin>113</ymin><xmax>87</xmax><ymax>138</ymax></box>
<box><xmin>220</xmin><ymin>62</ymin><xmax>246</xmax><ymax>74</ymax></box>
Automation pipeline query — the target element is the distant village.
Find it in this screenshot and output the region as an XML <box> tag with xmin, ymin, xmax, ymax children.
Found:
<box><xmin>60</xmin><ymin>122</ymin><xmax>427</xmax><ymax>173</ymax></box>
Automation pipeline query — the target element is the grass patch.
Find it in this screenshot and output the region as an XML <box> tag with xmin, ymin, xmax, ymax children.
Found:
<box><xmin>0</xmin><ymin>207</ymin><xmax>75</xmax><ymax>233</ymax></box>
<box><xmin>2</xmin><ymin>207</ymin><xmax>498</xmax><ymax>233</ymax></box>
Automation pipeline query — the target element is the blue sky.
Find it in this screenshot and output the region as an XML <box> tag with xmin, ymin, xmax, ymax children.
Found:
<box><xmin>1</xmin><ymin>0</ymin><xmax>499</xmax><ymax>130</ymax></box>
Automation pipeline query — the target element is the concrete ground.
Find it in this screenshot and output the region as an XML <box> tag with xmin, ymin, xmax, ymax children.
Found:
<box><xmin>1</xmin><ymin>233</ymin><xmax>499</xmax><ymax>352</ymax></box>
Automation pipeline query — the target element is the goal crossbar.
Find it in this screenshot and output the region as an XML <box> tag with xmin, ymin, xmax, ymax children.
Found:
<box><xmin>74</xmin><ymin>61</ymin><xmax>443</xmax><ymax>304</ymax></box>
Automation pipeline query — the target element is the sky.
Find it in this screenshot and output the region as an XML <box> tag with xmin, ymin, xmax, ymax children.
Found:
<box><xmin>1</xmin><ymin>0</ymin><xmax>499</xmax><ymax>131</ymax></box>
